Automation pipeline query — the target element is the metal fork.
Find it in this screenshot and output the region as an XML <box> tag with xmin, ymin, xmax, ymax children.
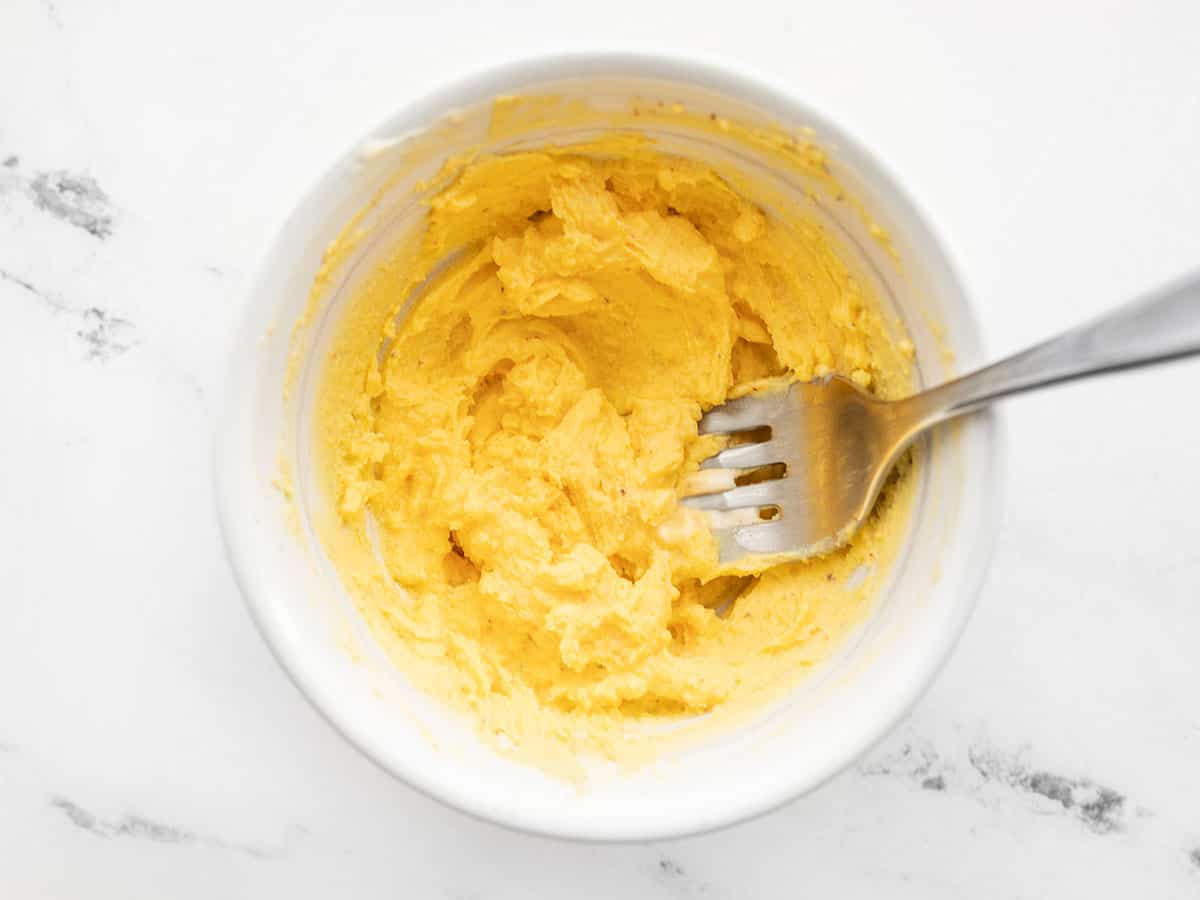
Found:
<box><xmin>685</xmin><ymin>271</ymin><xmax>1200</xmax><ymax>563</ymax></box>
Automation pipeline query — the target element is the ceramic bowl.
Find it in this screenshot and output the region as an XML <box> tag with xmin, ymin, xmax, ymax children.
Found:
<box><xmin>214</xmin><ymin>53</ymin><xmax>1002</xmax><ymax>841</ymax></box>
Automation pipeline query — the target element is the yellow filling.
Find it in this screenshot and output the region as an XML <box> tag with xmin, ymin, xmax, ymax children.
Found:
<box><xmin>315</xmin><ymin>139</ymin><xmax>915</xmax><ymax>776</ymax></box>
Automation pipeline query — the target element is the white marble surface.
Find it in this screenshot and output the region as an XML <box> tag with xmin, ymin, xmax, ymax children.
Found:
<box><xmin>3</xmin><ymin>0</ymin><xmax>1200</xmax><ymax>895</ymax></box>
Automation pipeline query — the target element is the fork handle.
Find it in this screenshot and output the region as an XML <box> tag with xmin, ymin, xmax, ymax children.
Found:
<box><xmin>896</xmin><ymin>269</ymin><xmax>1200</xmax><ymax>434</ymax></box>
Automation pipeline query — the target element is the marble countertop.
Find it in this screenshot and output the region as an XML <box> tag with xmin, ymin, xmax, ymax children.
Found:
<box><xmin>4</xmin><ymin>0</ymin><xmax>1200</xmax><ymax>896</ymax></box>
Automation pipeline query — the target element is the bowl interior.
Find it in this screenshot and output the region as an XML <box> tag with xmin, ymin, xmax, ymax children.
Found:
<box><xmin>217</xmin><ymin>57</ymin><xmax>1000</xmax><ymax>841</ymax></box>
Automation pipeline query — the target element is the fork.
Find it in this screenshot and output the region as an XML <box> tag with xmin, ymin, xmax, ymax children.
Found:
<box><xmin>684</xmin><ymin>271</ymin><xmax>1200</xmax><ymax>563</ymax></box>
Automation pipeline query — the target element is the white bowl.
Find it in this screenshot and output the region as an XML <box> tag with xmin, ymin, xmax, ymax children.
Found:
<box><xmin>214</xmin><ymin>53</ymin><xmax>1002</xmax><ymax>841</ymax></box>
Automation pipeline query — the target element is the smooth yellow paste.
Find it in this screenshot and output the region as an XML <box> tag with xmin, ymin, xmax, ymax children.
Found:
<box><xmin>314</xmin><ymin>136</ymin><xmax>915</xmax><ymax>776</ymax></box>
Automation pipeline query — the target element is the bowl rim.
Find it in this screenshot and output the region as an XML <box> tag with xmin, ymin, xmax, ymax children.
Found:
<box><xmin>213</xmin><ymin>49</ymin><xmax>1004</xmax><ymax>842</ymax></box>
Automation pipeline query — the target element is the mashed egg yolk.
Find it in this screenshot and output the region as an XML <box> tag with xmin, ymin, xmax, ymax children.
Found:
<box><xmin>314</xmin><ymin>140</ymin><xmax>915</xmax><ymax>774</ymax></box>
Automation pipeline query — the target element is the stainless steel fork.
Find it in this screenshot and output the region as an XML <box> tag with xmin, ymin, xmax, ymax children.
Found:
<box><xmin>685</xmin><ymin>271</ymin><xmax>1200</xmax><ymax>563</ymax></box>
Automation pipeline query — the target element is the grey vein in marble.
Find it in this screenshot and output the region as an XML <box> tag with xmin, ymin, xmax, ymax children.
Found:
<box><xmin>1188</xmin><ymin>847</ymin><xmax>1200</xmax><ymax>871</ymax></box>
<box><xmin>50</xmin><ymin>797</ymin><xmax>290</xmax><ymax>860</ymax></box>
<box><xmin>967</xmin><ymin>745</ymin><xmax>1125</xmax><ymax>834</ymax></box>
<box><xmin>858</xmin><ymin>738</ymin><xmax>951</xmax><ymax>793</ymax></box>
<box><xmin>860</xmin><ymin>736</ymin><xmax>1128</xmax><ymax>834</ymax></box>
<box><xmin>920</xmin><ymin>773</ymin><xmax>946</xmax><ymax>792</ymax></box>
<box><xmin>54</xmin><ymin>798</ymin><xmax>197</xmax><ymax>844</ymax></box>
<box><xmin>0</xmin><ymin>268</ymin><xmax>135</xmax><ymax>361</ymax></box>
<box><xmin>2</xmin><ymin>155</ymin><xmax>17</xmax><ymax>168</ymax></box>
<box><xmin>76</xmin><ymin>307</ymin><xmax>135</xmax><ymax>361</ymax></box>
<box><xmin>41</xmin><ymin>0</ymin><xmax>64</xmax><ymax>29</ymax></box>
<box><xmin>649</xmin><ymin>854</ymin><xmax>716</xmax><ymax>899</ymax></box>
<box><xmin>658</xmin><ymin>857</ymin><xmax>687</xmax><ymax>878</ymax></box>
<box><xmin>30</xmin><ymin>171</ymin><xmax>113</xmax><ymax>239</ymax></box>
<box><xmin>0</xmin><ymin>268</ymin><xmax>53</xmax><ymax>304</ymax></box>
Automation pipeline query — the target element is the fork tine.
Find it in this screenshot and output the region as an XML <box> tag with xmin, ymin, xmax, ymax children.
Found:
<box><xmin>682</xmin><ymin>481</ymin><xmax>784</xmax><ymax>511</ymax></box>
<box><xmin>721</xmin><ymin>520</ymin><xmax>795</xmax><ymax>558</ymax></box>
<box><xmin>700</xmin><ymin>440</ymin><xmax>784</xmax><ymax>470</ymax></box>
<box><xmin>697</xmin><ymin>395</ymin><xmax>770</xmax><ymax>434</ymax></box>
<box><xmin>712</xmin><ymin>519</ymin><xmax>795</xmax><ymax>563</ymax></box>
